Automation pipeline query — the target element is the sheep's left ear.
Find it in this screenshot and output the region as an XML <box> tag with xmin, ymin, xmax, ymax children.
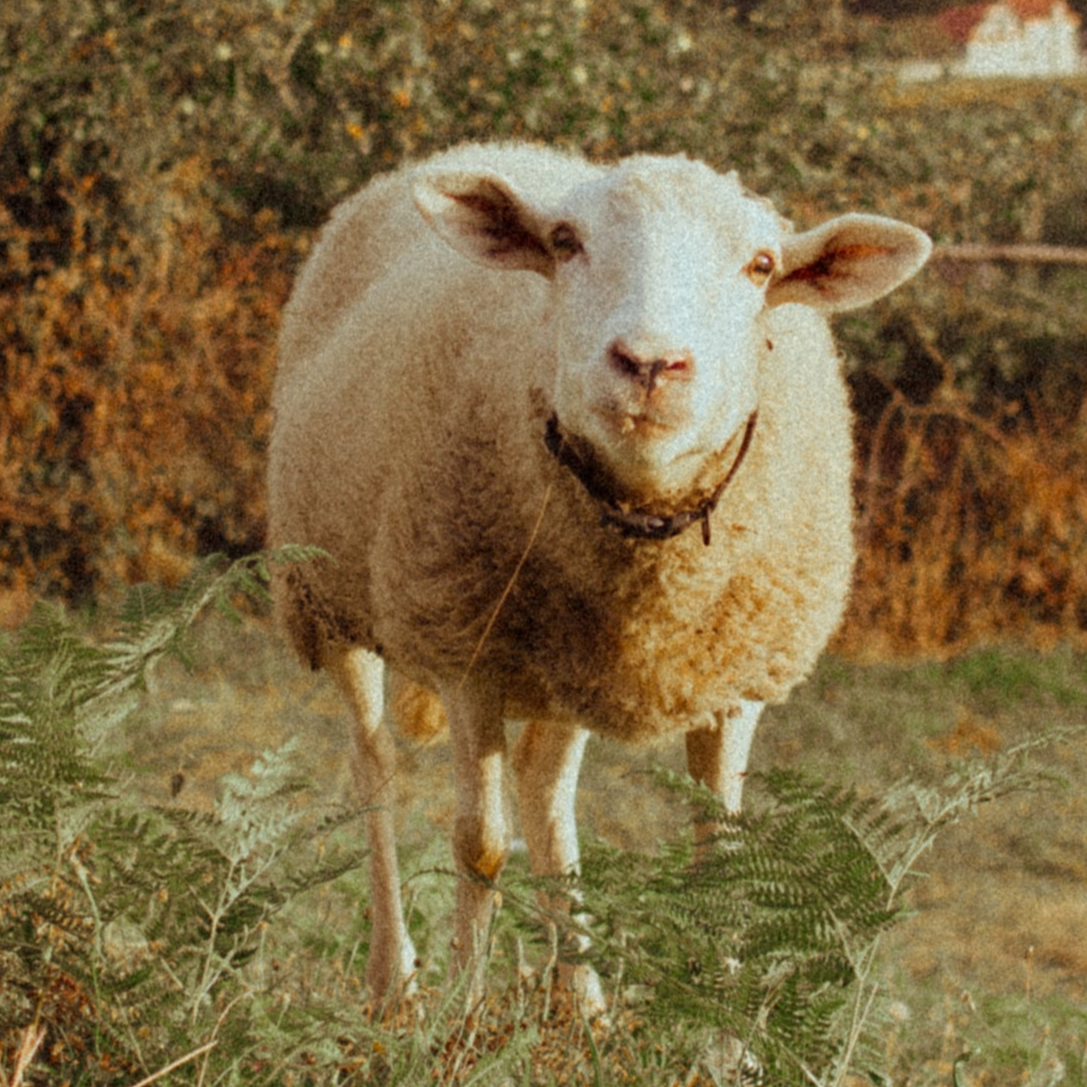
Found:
<box><xmin>769</xmin><ymin>214</ymin><xmax>932</xmax><ymax>312</ymax></box>
<box><xmin>411</xmin><ymin>167</ymin><xmax>555</xmax><ymax>277</ymax></box>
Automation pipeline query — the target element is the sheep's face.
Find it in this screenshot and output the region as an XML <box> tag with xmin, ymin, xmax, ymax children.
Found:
<box><xmin>544</xmin><ymin>161</ymin><xmax>783</xmax><ymax>499</ymax></box>
<box><xmin>413</xmin><ymin>153</ymin><xmax>931</xmax><ymax>504</ymax></box>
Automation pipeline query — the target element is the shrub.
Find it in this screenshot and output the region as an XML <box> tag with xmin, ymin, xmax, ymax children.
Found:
<box><xmin>0</xmin><ymin>550</ymin><xmax>377</xmax><ymax>1084</ymax></box>
<box><xmin>4</xmin><ymin>0</ymin><xmax>1087</xmax><ymax>651</ymax></box>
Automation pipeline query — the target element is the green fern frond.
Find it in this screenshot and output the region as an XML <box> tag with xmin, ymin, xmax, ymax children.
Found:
<box><xmin>0</xmin><ymin>547</ymin><xmax>370</xmax><ymax>1083</ymax></box>
<box><xmin>517</xmin><ymin>743</ymin><xmax>1068</xmax><ymax>1087</ymax></box>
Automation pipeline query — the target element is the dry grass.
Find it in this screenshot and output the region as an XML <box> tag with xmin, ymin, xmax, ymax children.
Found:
<box><xmin>841</xmin><ymin>368</ymin><xmax>1087</xmax><ymax>662</ymax></box>
<box><xmin>116</xmin><ymin>611</ymin><xmax>1087</xmax><ymax>1085</ymax></box>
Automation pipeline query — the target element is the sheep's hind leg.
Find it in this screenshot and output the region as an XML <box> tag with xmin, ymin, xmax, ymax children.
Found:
<box><xmin>686</xmin><ymin>700</ymin><xmax>764</xmax><ymax>854</ymax></box>
<box><xmin>327</xmin><ymin>647</ymin><xmax>418</xmax><ymax>1003</ymax></box>
<box><xmin>511</xmin><ymin>721</ymin><xmax>605</xmax><ymax>1015</ymax></box>
<box><xmin>441</xmin><ymin>679</ymin><xmax>511</xmax><ymax>1005</ymax></box>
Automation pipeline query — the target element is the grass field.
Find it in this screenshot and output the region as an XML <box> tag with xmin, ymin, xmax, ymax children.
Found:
<box><xmin>110</xmin><ymin>608</ymin><xmax>1087</xmax><ymax>1085</ymax></box>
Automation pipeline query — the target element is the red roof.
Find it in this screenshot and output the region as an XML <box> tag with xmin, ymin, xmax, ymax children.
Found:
<box><xmin>937</xmin><ymin>0</ymin><xmax>1075</xmax><ymax>44</ymax></box>
<box><xmin>937</xmin><ymin>2</ymin><xmax>989</xmax><ymax>43</ymax></box>
<box><xmin>1008</xmin><ymin>0</ymin><xmax>1066</xmax><ymax>16</ymax></box>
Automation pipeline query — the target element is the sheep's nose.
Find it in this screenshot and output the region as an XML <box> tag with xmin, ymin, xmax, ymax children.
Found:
<box><xmin>608</xmin><ymin>340</ymin><xmax>692</xmax><ymax>393</ymax></box>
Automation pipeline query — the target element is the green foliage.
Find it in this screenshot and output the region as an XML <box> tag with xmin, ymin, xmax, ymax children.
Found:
<box><xmin>0</xmin><ymin>546</ymin><xmax>1076</xmax><ymax>1083</ymax></box>
<box><xmin>507</xmin><ymin>738</ymin><xmax>1072</xmax><ymax>1086</ymax></box>
<box><xmin>0</xmin><ymin>547</ymin><xmax>376</xmax><ymax>1084</ymax></box>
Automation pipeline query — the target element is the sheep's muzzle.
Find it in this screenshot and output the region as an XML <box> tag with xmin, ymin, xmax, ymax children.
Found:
<box><xmin>544</xmin><ymin>410</ymin><xmax>758</xmax><ymax>546</ymax></box>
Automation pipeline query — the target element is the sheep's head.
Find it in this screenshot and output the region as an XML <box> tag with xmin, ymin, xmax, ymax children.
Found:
<box><xmin>412</xmin><ymin>154</ymin><xmax>931</xmax><ymax>515</ymax></box>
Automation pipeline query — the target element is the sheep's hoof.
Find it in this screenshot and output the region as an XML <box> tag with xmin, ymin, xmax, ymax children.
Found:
<box><xmin>560</xmin><ymin>962</ymin><xmax>608</xmax><ymax>1021</ymax></box>
<box><xmin>699</xmin><ymin>1035</ymin><xmax>764</xmax><ymax>1087</ymax></box>
<box><xmin>366</xmin><ymin>950</ymin><xmax>420</xmax><ymax>1016</ymax></box>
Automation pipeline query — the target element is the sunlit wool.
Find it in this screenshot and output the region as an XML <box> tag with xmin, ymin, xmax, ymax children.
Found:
<box><xmin>267</xmin><ymin>141</ymin><xmax>931</xmax><ymax>1002</ymax></box>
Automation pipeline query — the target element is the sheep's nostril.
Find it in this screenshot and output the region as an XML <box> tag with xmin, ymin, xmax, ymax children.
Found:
<box><xmin>610</xmin><ymin>347</ymin><xmax>646</xmax><ymax>380</ymax></box>
<box><xmin>609</xmin><ymin>343</ymin><xmax>689</xmax><ymax>391</ymax></box>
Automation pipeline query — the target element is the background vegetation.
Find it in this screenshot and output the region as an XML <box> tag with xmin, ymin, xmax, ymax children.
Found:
<box><xmin>3</xmin><ymin>0</ymin><xmax>1087</xmax><ymax>657</ymax></box>
<box><xmin>4</xmin><ymin>3</ymin><xmax>1087</xmax><ymax>1083</ymax></box>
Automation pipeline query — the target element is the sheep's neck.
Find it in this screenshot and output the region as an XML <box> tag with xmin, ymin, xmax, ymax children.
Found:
<box><xmin>543</xmin><ymin>410</ymin><xmax>758</xmax><ymax>546</ymax></box>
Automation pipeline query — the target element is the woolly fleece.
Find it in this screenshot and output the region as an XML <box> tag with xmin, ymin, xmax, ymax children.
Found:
<box><xmin>269</xmin><ymin>143</ymin><xmax>856</xmax><ymax>743</ymax></box>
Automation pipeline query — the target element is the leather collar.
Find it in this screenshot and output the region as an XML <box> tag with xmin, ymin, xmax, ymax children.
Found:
<box><xmin>544</xmin><ymin>410</ymin><xmax>758</xmax><ymax>546</ymax></box>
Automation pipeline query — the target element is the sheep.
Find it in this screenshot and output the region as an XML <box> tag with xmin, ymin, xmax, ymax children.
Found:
<box><xmin>267</xmin><ymin>141</ymin><xmax>931</xmax><ymax>1006</ymax></box>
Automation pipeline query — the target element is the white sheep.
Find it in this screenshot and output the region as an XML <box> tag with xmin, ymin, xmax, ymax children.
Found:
<box><xmin>268</xmin><ymin>142</ymin><xmax>931</xmax><ymax>1005</ymax></box>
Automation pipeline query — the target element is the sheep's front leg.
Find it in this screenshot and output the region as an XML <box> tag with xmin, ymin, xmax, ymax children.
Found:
<box><xmin>327</xmin><ymin>648</ymin><xmax>417</xmax><ymax>1002</ymax></box>
<box><xmin>686</xmin><ymin>700</ymin><xmax>764</xmax><ymax>850</ymax></box>
<box><xmin>511</xmin><ymin>721</ymin><xmax>604</xmax><ymax>1013</ymax></box>
<box><xmin>442</xmin><ymin>679</ymin><xmax>510</xmax><ymax>997</ymax></box>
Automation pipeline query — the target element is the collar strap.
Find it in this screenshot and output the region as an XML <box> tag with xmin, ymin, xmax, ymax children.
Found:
<box><xmin>544</xmin><ymin>410</ymin><xmax>758</xmax><ymax>546</ymax></box>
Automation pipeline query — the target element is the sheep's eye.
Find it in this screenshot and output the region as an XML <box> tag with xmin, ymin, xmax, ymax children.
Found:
<box><xmin>550</xmin><ymin>223</ymin><xmax>583</xmax><ymax>261</ymax></box>
<box><xmin>746</xmin><ymin>251</ymin><xmax>776</xmax><ymax>286</ymax></box>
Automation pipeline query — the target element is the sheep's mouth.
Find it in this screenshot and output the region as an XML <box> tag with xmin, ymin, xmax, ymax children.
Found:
<box><xmin>613</xmin><ymin>412</ymin><xmax>673</xmax><ymax>440</ymax></box>
<box><xmin>592</xmin><ymin>396</ymin><xmax>686</xmax><ymax>440</ymax></box>
<box><xmin>544</xmin><ymin>410</ymin><xmax>758</xmax><ymax>546</ymax></box>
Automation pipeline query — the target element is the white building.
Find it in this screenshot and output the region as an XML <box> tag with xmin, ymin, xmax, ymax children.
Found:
<box><xmin>961</xmin><ymin>0</ymin><xmax>1082</xmax><ymax>78</ymax></box>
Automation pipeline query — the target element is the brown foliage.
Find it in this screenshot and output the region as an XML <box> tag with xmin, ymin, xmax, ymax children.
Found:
<box><xmin>5</xmin><ymin>150</ymin><xmax>1087</xmax><ymax>654</ymax></box>
<box><xmin>841</xmin><ymin>357</ymin><xmax>1087</xmax><ymax>659</ymax></box>
<box><xmin>4</xmin><ymin>0</ymin><xmax>1087</xmax><ymax>655</ymax></box>
<box><xmin>0</xmin><ymin>156</ymin><xmax>295</xmax><ymax>601</ymax></box>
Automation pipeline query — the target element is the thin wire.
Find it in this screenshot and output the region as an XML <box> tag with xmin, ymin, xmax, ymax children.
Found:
<box><xmin>459</xmin><ymin>482</ymin><xmax>553</xmax><ymax>690</ymax></box>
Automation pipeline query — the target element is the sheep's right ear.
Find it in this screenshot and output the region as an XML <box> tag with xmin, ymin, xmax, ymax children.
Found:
<box><xmin>411</xmin><ymin>168</ymin><xmax>555</xmax><ymax>277</ymax></box>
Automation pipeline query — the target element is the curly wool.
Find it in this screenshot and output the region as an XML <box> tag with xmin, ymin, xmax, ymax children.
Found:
<box><xmin>269</xmin><ymin>144</ymin><xmax>854</xmax><ymax>743</ymax></box>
